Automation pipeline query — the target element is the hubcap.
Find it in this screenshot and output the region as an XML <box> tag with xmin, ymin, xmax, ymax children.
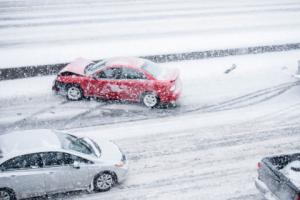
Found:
<box><xmin>143</xmin><ymin>94</ymin><xmax>157</xmax><ymax>107</ymax></box>
<box><xmin>67</xmin><ymin>86</ymin><xmax>81</xmax><ymax>100</ymax></box>
<box><xmin>0</xmin><ymin>191</ymin><xmax>10</xmax><ymax>200</ymax></box>
<box><xmin>96</xmin><ymin>174</ymin><xmax>113</xmax><ymax>190</ymax></box>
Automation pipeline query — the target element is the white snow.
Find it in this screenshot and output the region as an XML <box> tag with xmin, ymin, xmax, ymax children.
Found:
<box><xmin>1</xmin><ymin>0</ymin><xmax>300</xmax><ymax>199</ymax></box>
<box><xmin>280</xmin><ymin>160</ymin><xmax>300</xmax><ymax>188</ymax></box>
<box><xmin>1</xmin><ymin>0</ymin><xmax>300</xmax><ymax>68</ymax></box>
<box><xmin>1</xmin><ymin>49</ymin><xmax>300</xmax><ymax>200</ymax></box>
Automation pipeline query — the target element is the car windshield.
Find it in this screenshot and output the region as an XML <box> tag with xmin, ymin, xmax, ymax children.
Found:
<box><xmin>84</xmin><ymin>60</ymin><xmax>107</xmax><ymax>75</ymax></box>
<box><xmin>141</xmin><ymin>60</ymin><xmax>161</xmax><ymax>78</ymax></box>
<box><xmin>56</xmin><ymin>133</ymin><xmax>96</xmax><ymax>156</ymax></box>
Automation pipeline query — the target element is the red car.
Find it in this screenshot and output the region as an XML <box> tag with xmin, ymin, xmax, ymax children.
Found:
<box><xmin>52</xmin><ymin>57</ymin><xmax>181</xmax><ymax>108</ymax></box>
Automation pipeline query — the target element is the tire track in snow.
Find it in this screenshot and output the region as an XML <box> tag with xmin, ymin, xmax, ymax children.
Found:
<box><xmin>124</xmin><ymin>125</ymin><xmax>300</xmax><ymax>162</ymax></box>
<box><xmin>1</xmin><ymin>81</ymin><xmax>299</xmax><ymax>132</ymax></box>
<box><xmin>2</xmin><ymin>2</ymin><xmax>299</xmax><ymax>21</ymax></box>
<box><xmin>58</xmin><ymin>81</ymin><xmax>299</xmax><ymax>129</ymax></box>
<box><xmin>2</xmin><ymin>7</ymin><xmax>300</xmax><ymax>29</ymax></box>
<box><xmin>0</xmin><ymin>100</ymin><xmax>69</xmax><ymax>132</ymax></box>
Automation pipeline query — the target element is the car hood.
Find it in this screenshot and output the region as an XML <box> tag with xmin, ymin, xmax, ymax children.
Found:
<box><xmin>59</xmin><ymin>58</ymin><xmax>92</xmax><ymax>75</ymax></box>
<box><xmin>93</xmin><ymin>139</ymin><xmax>123</xmax><ymax>163</ymax></box>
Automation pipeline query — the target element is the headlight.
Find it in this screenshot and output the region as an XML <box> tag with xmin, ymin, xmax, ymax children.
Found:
<box><xmin>115</xmin><ymin>161</ymin><xmax>125</xmax><ymax>168</ymax></box>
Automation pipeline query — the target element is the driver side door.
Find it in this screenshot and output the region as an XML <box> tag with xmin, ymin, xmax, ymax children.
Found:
<box><xmin>88</xmin><ymin>67</ymin><xmax>122</xmax><ymax>100</ymax></box>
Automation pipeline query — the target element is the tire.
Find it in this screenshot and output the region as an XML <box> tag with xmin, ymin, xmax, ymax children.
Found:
<box><xmin>66</xmin><ymin>85</ymin><xmax>83</xmax><ymax>101</ymax></box>
<box><xmin>93</xmin><ymin>172</ymin><xmax>115</xmax><ymax>192</ymax></box>
<box><xmin>141</xmin><ymin>92</ymin><xmax>159</xmax><ymax>108</ymax></box>
<box><xmin>0</xmin><ymin>189</ymin><xmax>14</xmax><ymax>200</ymax></box>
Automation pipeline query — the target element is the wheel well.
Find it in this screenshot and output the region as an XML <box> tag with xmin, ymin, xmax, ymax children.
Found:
<box><xmin>95</xmin><ymin>171</ymin><xmax>118</xmax><ymax>184</ymax></box>
<box><xmin>65</xmin><ymin>83</ymin><xmax>85</xmax><ymax>98</ymax></box>
<box><xmin>141</xmin><ymin>91</ymin><xmax>160</xmax><ymax>100</ymax></box>
<box><xmin>66</xmin><ymin>83</ymin><xmax>82</xmax><ymax>90</ymax></box>
<box><xmin>0</xmin><ymin>187</ymin><xmax>16</xmax><ymax>199</ymax></box>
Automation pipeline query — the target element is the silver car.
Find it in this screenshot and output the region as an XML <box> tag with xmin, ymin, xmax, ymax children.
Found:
<box><xmin>0</xmin><ymin>129</ymin><xmax>128</xmax><ymax>200</ymax></box>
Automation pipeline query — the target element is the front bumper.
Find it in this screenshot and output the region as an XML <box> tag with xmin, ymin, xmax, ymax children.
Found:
<box><xmin>255</xmin><ymin>178</ymin><xmax>280</xmax><ymax>200</ymax></box>
<box><xmin>115</xmin><ymin>161</ymin><xmax>129</xmax><ymax>183</ymax></box>
<box><xmin>52</xmin><ymin>80</ymin><xmax>67</xmax><ymax>95</ymax></box>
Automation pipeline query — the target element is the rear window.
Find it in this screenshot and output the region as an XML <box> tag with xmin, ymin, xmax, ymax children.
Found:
<box><xmin>141</xmin><ymin>60</ymin><xmax>161</xmax><ymax>78</ymax></box>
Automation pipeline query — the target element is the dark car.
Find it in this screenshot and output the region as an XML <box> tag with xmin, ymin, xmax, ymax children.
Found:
<box><xmin>255</xmin><ymin>153</ymin><xmax>300</xmax><ymax>200</ymax></box>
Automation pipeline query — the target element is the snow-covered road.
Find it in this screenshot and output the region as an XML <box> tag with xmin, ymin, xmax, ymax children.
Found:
<box><xmin>1</xmin><ymin>50</ymin><xmax>300</xmax><ymax>199</ymax></box>
<box><xmin>1</xmin><ymin>0</ymin><xmax>300</xmax><ymax>199</ymax></box>
<box><xmin>1</xmin><ymin>0</ymin><xmax>300</xmax><ymax>67</ymax></box>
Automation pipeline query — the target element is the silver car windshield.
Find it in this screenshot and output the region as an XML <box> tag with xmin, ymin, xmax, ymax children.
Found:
<box><xmin>84</xmin><ymin>60</ymin><xmax>106</xmax><ymax>75</ymax></box>
<box><xmin>56</xmin><ymin>133</ymin><xmax>96</xmax><ymax>157</ymax></box>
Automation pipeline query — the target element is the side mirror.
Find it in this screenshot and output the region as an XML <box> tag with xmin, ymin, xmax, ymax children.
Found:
<box><xmin>72</xmin><ymin>161</ymin><xmax>80</xmax><ymax>169</ymax></box>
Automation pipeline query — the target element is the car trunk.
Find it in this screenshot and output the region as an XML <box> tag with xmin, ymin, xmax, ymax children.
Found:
<box><xmin>258</xmin><ymin>154</ymin><xmax>300</xmax><ymax>200</ymax></box>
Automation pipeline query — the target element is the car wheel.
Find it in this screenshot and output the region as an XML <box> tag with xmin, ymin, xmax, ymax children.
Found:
<box><xmin>93</xmin><ymin>172</ymin><xmax>114</xmax><ymax>192</ymax></box>
<box><xmin>66</xmin><ymin>85</ymin><xmax>83</xmax><ymax>101</ymax></box>
<box><xmin>142</xmin><ymin>92</ymin><xmax>159</xmax><ymax>108</ymax></box>
<box><xmin>0</xmin><ymin>189</ymin><xmax>14</xmax><ymax>200</ymax></box>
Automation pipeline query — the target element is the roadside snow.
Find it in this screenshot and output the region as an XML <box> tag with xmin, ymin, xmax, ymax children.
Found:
<box><xmin>1</xmin><ymin>0</ymin><xmax>300</xmax><ymax>67</ymax></box>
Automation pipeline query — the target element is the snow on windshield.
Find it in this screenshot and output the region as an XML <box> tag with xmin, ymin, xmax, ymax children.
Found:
<box><xmin>56</xmin><ymin>133</ymin><xmax>95</xmax><ymax>156</ymax></box>
<box><xmin>141</xmin><ymin>60</ymin><xmax>162</xmax><ymax>78</ymax></box>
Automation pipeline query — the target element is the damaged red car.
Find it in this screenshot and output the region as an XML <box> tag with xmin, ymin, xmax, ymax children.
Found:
<box><xmin>52</xmin><ymin>57</ymin><xmax>181</xmax><ymax>108</ymax></box>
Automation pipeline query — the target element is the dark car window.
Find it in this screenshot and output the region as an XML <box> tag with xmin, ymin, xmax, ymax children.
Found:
<box><xmin>120</xmin><ymin>68</ymin><xmax>147</xmax><ymax>80</ymax></box>
<box><xmin>95</xmin><ymin>68</ymin><xmax>122</xmax><ymax>79</ymax></box>
<box><xmin>0</xmin><ymin>153</ymin><xmax>43</xmax><ymax>171</ymax></box>
<box><xmin>63</xmin><ymin>153</ymin><xmax>92</xmax><ymax>164</ymax></box>
<box><xmin>41</xmin><ymin>152</ymin><xmax>92</xmax><ymax>167</ymax></box>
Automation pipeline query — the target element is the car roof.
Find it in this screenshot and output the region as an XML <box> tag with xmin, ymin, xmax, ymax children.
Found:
<box><xmin>0</xmin><ymin>129</ymin><xmax>62</xmax><ymax>161</ymax></box>
<box><xmin>105</xmin><ymin>57</ymin><xmax>147</xmax><ymax>69</ymax></box>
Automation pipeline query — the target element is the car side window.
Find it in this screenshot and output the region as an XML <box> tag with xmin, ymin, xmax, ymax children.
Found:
<box><xmin>41</xmin><ymin>152</ymin><xmax>65</xmax><ymax>167</ymax></box>
<box><xmin>0</xmin><ymin>153</ymin><xmax>43</xmax><ymax>171</ymax></box>
<box><xmin>63</xmin><ymin>153</ymin><xmax>92</xmax><ymax>165</ymax></box>
<box><xmin>120</xmin><ymin>68</ymin><xmax>147</xmax><ymax>79</ymax></box>
<box><xmin>41</xmin><ymin>152</ymin><xmax>92</xmax><ymax>167</ymax></box>
<box><xmin>95</xmin><ymin>68</ymin><xmax>122</xmax><ymax>79</ymax></box>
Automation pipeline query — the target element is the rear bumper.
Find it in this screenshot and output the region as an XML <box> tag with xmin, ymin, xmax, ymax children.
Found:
<box><xmin>159</xmin><ymin>90</ymin><xmax>181</xmax><ymax>103</ymax></box>
<box><xmin>255</xmin><ymin>178</ymin><xmax>280</xmax><ymax>200</ymax></box>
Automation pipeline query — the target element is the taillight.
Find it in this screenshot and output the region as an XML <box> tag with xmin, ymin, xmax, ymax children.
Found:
<box><xmin>257</xmin><ymin>162</ymin><xmax>262</xmax><ymax>169</ymax></box>
<box><xmin>170</xmin><ymin>84</ymin><xmax>176</xmax><ymax>91</ymax></box>
<box><xmin>295</xmin><ymin>195</ymin><xmax>300</xmax><ymax>200</ymax></box>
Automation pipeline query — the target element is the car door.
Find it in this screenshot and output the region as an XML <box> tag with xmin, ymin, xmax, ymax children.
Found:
<box><xmin>89</xmin><ymin>67</ymin><xmax>122</xmax><ymax>99</ymax></box>
<box><xmin>119</xmin><ymin>67</ymin><xmax>148</xmax><ymax>101</ymax></box>
<box><xmin>63</xmin><ymin>153</ymin><xmax>94</xmax><ymax>190</ymax></box>
<box><xmin>0</xmin><ymin>153</ymin><xmax>46</xmax><ymax>199</ymax></box>
<box><xmin>41</xmin><ymin>152</ymin><xmax>93</xmax><ymax>193</ymax></box>
<box><xmin>41</xmin><ymin>152</ymin><xmax>76</xmax><ymax>194</ymax></box>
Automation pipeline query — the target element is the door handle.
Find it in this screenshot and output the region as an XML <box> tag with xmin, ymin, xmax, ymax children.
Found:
<box><xmin>48</xmin><ymin>171</ymin><xmax>54</xmax><ymax>174</ymax></box>
<box><xmin>10</xmin><ymin>175</ymin><xmax>16</xmax><ymax>178</ymax></box>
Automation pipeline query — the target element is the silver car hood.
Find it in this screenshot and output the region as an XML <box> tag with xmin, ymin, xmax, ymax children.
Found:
<box><xmin>92</xmin><ymin>139</ymin><xmax>123</xmax><ymax>163</ymax></box>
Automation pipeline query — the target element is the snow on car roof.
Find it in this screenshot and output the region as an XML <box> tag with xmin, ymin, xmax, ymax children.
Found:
<box><xmin>0</xmin><ymin>129</ymin><xmax>62</xmax><ymax>159</ymax></box>
<box><xmin>105</xmin><ymin>57</ymin><xmax>146</xmax><ymax>68</ymax></box>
